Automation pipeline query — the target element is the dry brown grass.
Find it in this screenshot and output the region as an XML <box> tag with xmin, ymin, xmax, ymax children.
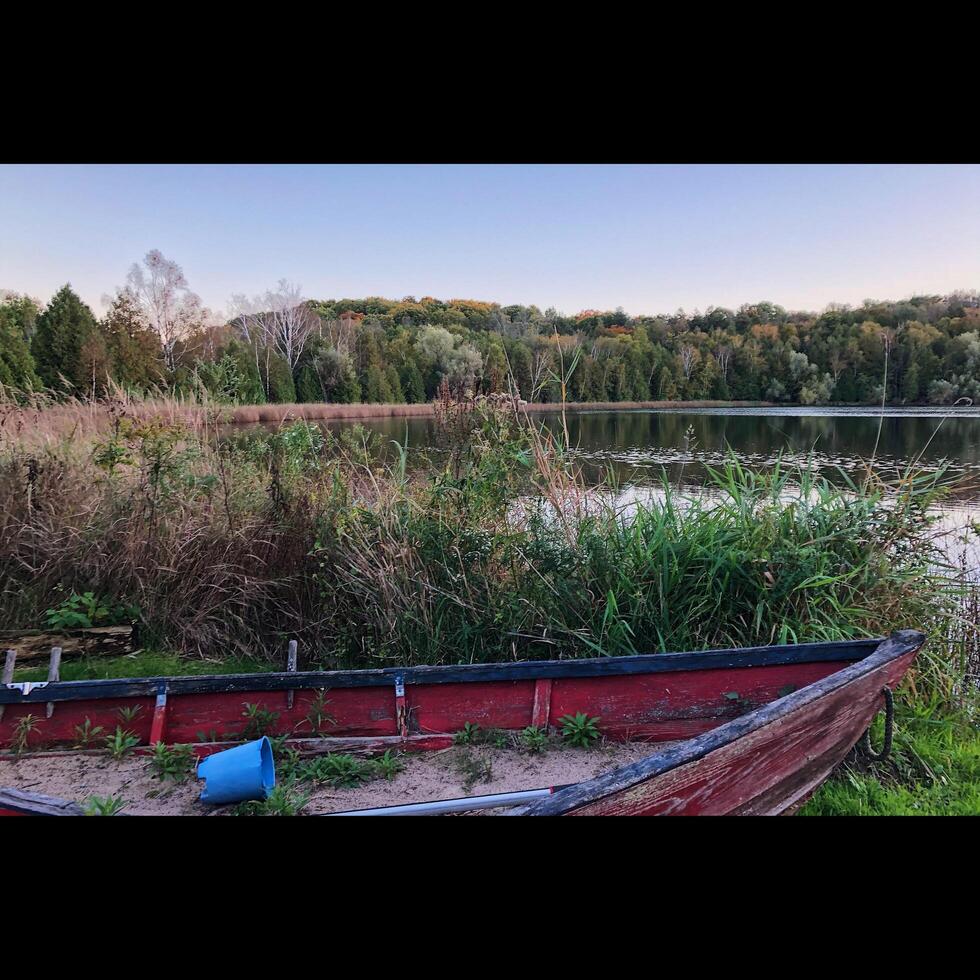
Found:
<box><xmin>1</xmin><ymin>390</ymin><xmax>771</xmax><ymax>451</ymax></box>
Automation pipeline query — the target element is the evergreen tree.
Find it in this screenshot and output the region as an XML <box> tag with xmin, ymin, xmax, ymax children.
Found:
<box><xmin>31</xmin><ymin>285</ymin><xmax>100</xmax><ymax>391</ymax></box>
<box><xmin>295</xmin><ymin>361</ymin><xmax>323</xmax><ymax>403</ymax></box>
<box><xmin>0</xmin><ymin>300</ymin><xmax>40</xmax><ymax>389</ymax></box>
<box><xmin>399</xmin><ymin>359</ymin><xmax>426</xmax><ymax>403</ymax></box>
<box><xmin>101</xmin><ymin>292</ymin><xmax>165</xmax><ymax>391</ymax></box>
<box><xmin>262</xmin><ymin>351</ymin><xmax>297</xmax><ymax>403</ymax></box>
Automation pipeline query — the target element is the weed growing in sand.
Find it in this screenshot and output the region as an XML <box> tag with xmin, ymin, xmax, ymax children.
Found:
<box><xmin>454</xmin><ymin>722</ymin><xmax>482</xmax><ymax>746</ymax></box>
<box><xmin>304</xmin><ymin>689</ymin><xmax>335</xmax><ymax>735</ymax></box>
<box><xmin>234</xmin><ymin>783</ymin><xmax>309</xmax><ymax>816</ymax></box>
<box><xmin>372</xmin><ymin>749</ymin><xmax>404</xmax><ymax>780</ymax></box>
<box><xmin>117</xmin><ymin>704</ymin><xmax>143</xmax><ymax>725</ymax></box>
<box><xmin>149</xmin><ymin>742</ymin><xmax>196</xmax><ymax>783</ymax></box>
<box><xmin>12</xmin><ymin>714</ymin><xmax>40</xmax><ymax>754</ymax></box>
<box><xmin>73</xmin><ymin>717</ymin><xmax>105</xmax><ymax>748</ymax></box>
<box><xmin>297</xmin><ymin>753</ymin><xmax>376</xmax><ymax>788</ymax></box>
<box><xmin>83</xmin><ymin>794</ymin><xmax>127</xmax><ymax>816</ymax></box>
<box><xmin>273</xmin><ymin>743</ymin><xmax>303</xmax><ymax>780</ymax></box>
<box><xmin>105</xmin><ymin>727</ymin><xmax>140</xmax><ymax>760</ymax></box>
<box><xmin>454</xmin><ymin>750</ymin><xmax>493</xmax><ymax>792</ymax></box>
<box><xmin>559</xmin><ymin>712</ymin><xmax>602</xmax><ymax>748</ymax></box>
<box><xmin>241</xmin><ymin>702</ymin><xmax>279</xmax><ymax>739</ymax></box>
<box><xmin>518</xmin><ymin>726</ymin><xmax>550</xmax><ymax>754</ymax></box>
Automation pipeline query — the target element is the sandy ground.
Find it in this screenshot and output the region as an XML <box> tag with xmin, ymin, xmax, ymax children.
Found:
<box><xmin>0</xmin><ymin>740</ymin><xmax>670</xmax><ymax>816</ymax></box>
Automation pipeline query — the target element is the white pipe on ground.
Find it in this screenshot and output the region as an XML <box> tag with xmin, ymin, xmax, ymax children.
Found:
<box><xmin>328</xmin><ymin>785</ymin><xmax>565</xmax><ymax>816</ymax></box>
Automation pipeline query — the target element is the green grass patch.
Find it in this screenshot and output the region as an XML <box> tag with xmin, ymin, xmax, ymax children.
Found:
<box><xmin>13</xmin><ymin>650</ymin><xmax>274</xmax><ymax>682</ymax></box>
<box><xmin>802</xmin><ymin>706</ymin><xmax>980</xmax><ymax>815</ymax></box>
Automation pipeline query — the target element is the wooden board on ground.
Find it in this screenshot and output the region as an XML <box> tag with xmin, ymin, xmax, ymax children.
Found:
<box><xmin>0</xmin><ymin>626</ymin><xmax>135</xmax><ymax>664</ymax></box>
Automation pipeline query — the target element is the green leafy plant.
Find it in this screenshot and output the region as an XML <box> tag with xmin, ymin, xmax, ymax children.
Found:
<box><xmin>105</xmin><ymin>726</ymin><xmax>140</xmax><ymax>760</ymax></box>
<box><xmin>44</xmin><ymin>590</ymin><xmax>139</xmax><ymax>630</ymax></box>
<box><xmin>234</xmin><ymin>783</ymin><xmax>309</xmax><ymax>816</ymax></box>
<box><xmin>558</xmin><ymin>712</ymin><xmax>602</xmax><ymax>748</ymax></box>
<box><xmin>11</xmin><ymin>714</ymin><xmax>40</xmax><ymax>755</ymax></box>
<box><xmin>83</xmin><ymin>794</ymin><xmax>127</xmax><ymax>816</ymax></box>
<box><xmin>298</xmin><ymin>753</ymin><xmax>376</xmax><ymax>788</ymax></box>
<box><xmin>241</xmin><ymin>702</ymin><xmax>279</xmax><ymax>739</ymax></box>
<box><xmin>518</xmin><ymin>725</ymin><xmax>550</xmax><ymax>754</ymax></box>
<box><xmin>117</xmin><ymin>704</ymin><xmax>143</xmax><ymax>724</ymax></box>
<box><xmin>454</xmin><ymin>722</ymin><xmax>483</xmax><ymax>745</ymax></box>
<box><xmin>304</xmin><ymin>688</ymin><xmax>335</xmax><ymax>735</ymax></box>
<box><xmin>372</xmin><ymin>749</ymin><xmax>404</xmax><ymax>781</ymax></box>
<box><xmin>148</xmin><ymin>742</ymin><xmax>196</xmax><ymax>782</ymax></box>
<box><xmin>273</xmin><ymin>744</ymin><xmax>303</xmax><ymax>781</ymax></box>
<box><xmin>73</xmin><ymin>717</ymin><xmax>106</xmax><ymax>748</ymax></box>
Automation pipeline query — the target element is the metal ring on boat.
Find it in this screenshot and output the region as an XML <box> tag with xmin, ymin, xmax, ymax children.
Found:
<box><xmin>859</xmin><ymin>686</ymin><xmax>894</xmax><ymax>762</ymax></box>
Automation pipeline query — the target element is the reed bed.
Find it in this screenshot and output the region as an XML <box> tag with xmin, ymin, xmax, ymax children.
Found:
<box><xmin>0</xmin><ymin>387</ymin><xmax>769</xmax><ymax>450</ymax></box>
<box><xmin>0</xmin><ymin>390</ymin><xmax>970</xmax><ymax>698</ymax></box>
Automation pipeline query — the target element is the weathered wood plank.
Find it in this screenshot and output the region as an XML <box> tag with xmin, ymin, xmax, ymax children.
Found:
<box><xmin>531</xmin><ymin>678</ymin><xmax>553</xmax><ymax>729</ymax></box>
<box><xmin>0</xmin><ymin>788</ymin><xmax>85</xmax><ymax>816</ymax></box>
<box><xmin>0</xmin><ymin>636</ymin><xmax>882</xmax><ymax>706</ymax></box>
<box><xmin>0</xmin><ymin>626</ymin><xmax>135</xmax><ymax>664</ymax></box>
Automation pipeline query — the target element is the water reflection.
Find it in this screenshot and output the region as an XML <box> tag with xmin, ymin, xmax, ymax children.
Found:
<box><xmin>307</xmin><ymin>408</ymin><xmax>980</xmax><ymax>507</ymax></box>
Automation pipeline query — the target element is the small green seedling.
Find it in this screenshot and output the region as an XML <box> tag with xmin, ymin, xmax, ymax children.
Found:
<box><xmin>274</xmin><ymin>744</ymin><xmax>303</xmax><ymax>781</ymax></box>
<box><xmin>241</xmin><ymin>702</ymin><xmax>280</xmax><ymax>739</ymax></box>
<box><xmin>518</xmin><ymin>725</ymin><xmax>549</xmax><ymax>754</ymax></box>
<box><xmin>149</xmin><ymin>742</ymin><xmax>196</xmax><ymax>782</ymax></box>
<box><xmin>454</xmin><ymin>722</ymin><xmax>482</xmax><ymax>745</ymax></box>
<box><xmin>455</xmin><ymin>751</ymin><xmax>493</xmax><ymax>792</ymax></box>
<box><xmin>305</xmin><ymin>689</ymin><xmax>335</xmax><ymax>735</ymax></box>
<box><xmin>234</xmin><ymin>783</ymin><xmax>309</xmax><ymax>816</ymax></box>
<box><xmin>299</xmin><ymin>753</ymin><xmax>376</xmax><ymax>788</ymax></box>
<box><xmin>105</xmin><ymin>727</ymin><xmax>140</xmax><ymax>760</ymax></box>
<box><xmin>372</xmin><ymin>749</ymin><xmax>404</xmax><ymax>781</ymax></box>
<box><xmin>117</xmin><ymin>704</ymin><xmax>143</xmax><ymax>724</ymax></box>
<box><xmin>83</xmin><ymin>794</ymin><xmax>127</xmax><ymax>816</ymax></box>
<box><xmin>489</xmin><ymin>729</ymin><xmax>510</xmax><ymax>749</ymax></box>
<box><xmin>12</xmin><ymin>714</ymin><xmax>41</xmax><ymax>755</ymax></box>
<box><xmin>558</xmin><ymin>712</ymin><xmax>602</xmax><ymax>749</ymax></box>
<box><xmin>73</xmin><ymin>717</ymin><xmax>106</xmax><ymax>748</ymax></box>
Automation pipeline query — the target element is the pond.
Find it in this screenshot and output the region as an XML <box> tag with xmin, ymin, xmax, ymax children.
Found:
<box><xmin>245</xmin><ymin>405</ymin><xmax>980</xmax><ymax>569</ymax></box>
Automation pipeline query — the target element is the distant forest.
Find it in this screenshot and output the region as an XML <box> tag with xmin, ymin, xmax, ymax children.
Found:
<box><xmin>2</xmin><ymin>251</ymin><xmax>979</xmax><ymax>407</ymax></box>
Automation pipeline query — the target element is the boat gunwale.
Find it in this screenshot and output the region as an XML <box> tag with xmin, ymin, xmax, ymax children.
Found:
<box><xmin>0</xmin><ymin>636</ymin><xmax>885</xmax><ymax>706</ymax></box>
<box><xmin>509</xmin><ymin>629</ymin><xmax>925</xmax><ymax>815</ymax></box>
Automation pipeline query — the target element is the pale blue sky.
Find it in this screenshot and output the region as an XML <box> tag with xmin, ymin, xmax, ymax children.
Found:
<box><xmin>2</xmin><ymin>164</ymin><xmax>978</xmax><ymax>317</ymax></box>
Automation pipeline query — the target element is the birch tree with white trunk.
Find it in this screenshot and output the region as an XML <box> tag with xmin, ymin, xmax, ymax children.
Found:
<box><xmin>123</xmin><ymin>250</ymin><xmax>206</xmax><ymax>372</ymax></box>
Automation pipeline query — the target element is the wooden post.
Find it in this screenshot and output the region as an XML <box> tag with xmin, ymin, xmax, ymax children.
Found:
<box><xmin>149</xmin><ymin>684</ymin><xmax>169</xmax><ymax>745</ymax></box>
<box><xmin>45</xmin><ymin>646</ymin><xmax>62</xmax><ymax>719</ymax></box>
<box><xmin>531</xmin><ymin>678</ymin><xmax>553</xmax><ymax>730</ymax></box>
<box><xmin>0</xmin><ymin>649</ymin><xmax>15</xmax><ymax>721</ymax></box>
<box><xmin>286</xmin><ymin>640</ymin><xmax>298</xmax><ymax>710</ymax></box>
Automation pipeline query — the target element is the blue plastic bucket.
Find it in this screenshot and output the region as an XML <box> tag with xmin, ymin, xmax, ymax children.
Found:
<box><xmin>198</xmin><ymin>736</ymin><xmax>275</xmax><ymax>805</ymax></box>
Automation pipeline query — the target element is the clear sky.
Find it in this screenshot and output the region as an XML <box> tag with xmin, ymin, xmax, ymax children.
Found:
<box><xmin>2</xmin><ymin>164</ymin><xmax>979</xmax><ymax>318</ymax></box>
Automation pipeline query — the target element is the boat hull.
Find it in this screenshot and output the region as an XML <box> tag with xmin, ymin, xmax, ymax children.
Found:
<box><xmin>511</xmin><ymin>631</ymin><xmax>921</xmax><ymax>815</ymax></box>
<box><xmin>0</xmin><ymin>631</ymin><xmax>924</xmax><ymax>815</ymax></box>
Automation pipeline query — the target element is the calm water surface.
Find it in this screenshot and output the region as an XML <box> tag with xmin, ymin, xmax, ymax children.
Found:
<box><xmin>316</xmin><ymin>406</ymin><xmax>980</xmax><ymax>508</ymax></box>
<box><xmin>237</xmin><ymin>407</ymin><xmax>980</xmax><ymax>565</ymax></box>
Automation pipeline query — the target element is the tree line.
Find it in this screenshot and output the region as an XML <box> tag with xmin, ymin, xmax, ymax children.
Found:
<box><xmin>2</xmin><ymin>250</ymin><xmax>979</xmax><ymax>406</ymax></box>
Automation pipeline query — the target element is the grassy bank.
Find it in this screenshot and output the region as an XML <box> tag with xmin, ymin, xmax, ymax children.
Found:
<box><xmin>1</xmin><ymin>391</ymin><xmax>976</xmax><ymax>811</ymax></box>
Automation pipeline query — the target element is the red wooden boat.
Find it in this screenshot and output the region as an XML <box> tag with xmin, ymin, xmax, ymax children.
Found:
<box><xmin>0</xmin><ymin>630</ymin><xmax>924</xmax><ymax>816</ymax></box>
